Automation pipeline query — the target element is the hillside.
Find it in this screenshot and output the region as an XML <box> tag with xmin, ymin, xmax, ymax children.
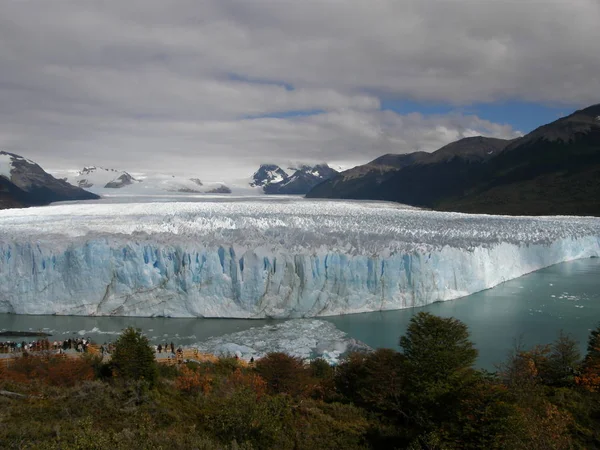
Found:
<box><xmin>307</xmin><ymin>136</ymin><xmax>511</xmax><ymax>202</ymax></box>
<box><xmin>308</xmin><ymin>104</ymin><xmax>600</xmax><ymax>216</ymax></box>
<box><xmin>434</xmin><ymin>105</ymin><xmax>600</xmax><ymax>215</ymax></box>
<box><xmin>0</xmin><ymin>152</ymin><xmax>99</xmax><ymax>210</ymax></box>
<box><xmin>306</xmin><ymin>152</ymin><xmax>429</xmax><ymax>199</ymax></box>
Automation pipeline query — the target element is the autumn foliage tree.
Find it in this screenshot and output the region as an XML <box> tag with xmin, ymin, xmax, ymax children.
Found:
<box><xmin>2</xmin><ymin>316</ymin><xmax>599</xmax><ymax>449</ymax></box>
<box><xmin>254</xmin><ymin>352</ymin><xmax>315</xmax><ymax>397</ymax></box>
<box><xmin>0</xmin><ymin>353</ymin><xmax>94</xmax><ymax>387</ymax></box>
<box><xmin>175</xmin><ymin>365</ymin><xmax>213</xmax><ymax>394</ymax></box>
<box><xmin>577</xmin><ymin>324</ymin><xmax>600</xmax><ymax>392</ymax></box>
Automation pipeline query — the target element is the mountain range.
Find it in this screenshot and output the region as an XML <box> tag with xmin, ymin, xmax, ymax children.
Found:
<box><xmin>56</xmin><ymin>166</ymin><xmax>232</xmax><ymax>195</ymax></box>
<box><xmin>0</xmin><ymin>152</ymin><xmax>99</xmax><ymax>209</ymax></box>
<box><xmin>251</xmin><ymin>164</ymin><xmax>338</xmax><ymax>195</ymax></box>
<box><xmin>72</xmin><ymin>166</ymin><xmax>140</xmax><ymax>189</ymax></box>
<box><xmin>2</xmin><ymin>103</ymin><xmax>599</xmax><ymax>214</ymax></box>
<box><xmin>307</xmin><ymin>104</ymin><xmax>600</xmax><ymax>216</ymax></box>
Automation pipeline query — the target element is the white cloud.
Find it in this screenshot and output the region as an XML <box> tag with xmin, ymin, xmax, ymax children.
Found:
<box><xmin>0</xmin><ymin>0</ymin><xmax>594</xmax><ymax>179</ymax></box>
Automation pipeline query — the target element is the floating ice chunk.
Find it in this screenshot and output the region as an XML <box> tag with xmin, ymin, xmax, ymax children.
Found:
<box><xmin>193</xmin><ymin>319</ymin><xmax>371</xmax><ymax>364</ymax></box>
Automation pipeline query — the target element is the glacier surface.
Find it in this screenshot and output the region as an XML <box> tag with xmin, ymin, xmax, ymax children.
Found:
<box><xmin>0</xmin><ymin>199</ymin><xmax>599</xmax><ymax>318</ymax></box>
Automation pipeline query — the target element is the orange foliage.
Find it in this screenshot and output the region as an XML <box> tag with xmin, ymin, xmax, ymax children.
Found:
<box><xmin>225</xmin><ymin>368</ymin><xmax>267</xmax><ymax>398</ymax></box>
<box><xmin>501</xmin><ymin>345</ymin><xmax>549</xmax><ymax>388</ymax></box>
<box><xmin>575</xmin><ymin>343</ymin><xmax>600</xmax><ymax>392</ymax></box>
<box><xmin>576</xmin><ymin>368</ymin><xmax>600</xmax><ymax>392</ymax></box>
<box><xmin>0</xmin><ymin>354</ymin><xmax>94</xmax><ymax>387</ymax></box>
<box><xmin>175</xmin><ymin>366</ymin><xmax>213</xmax><ymax>394</ymax></box>
<box><xmin>515</xmin><ymin>401</ymin><xmax>574</xmax><ymax>450</ymax></box>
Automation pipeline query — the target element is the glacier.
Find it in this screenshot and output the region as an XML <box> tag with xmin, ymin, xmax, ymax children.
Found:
<box><xmin>0</xmin><ymin>199</ymin><xmax>599</xmax><ymax>318</ymax></box>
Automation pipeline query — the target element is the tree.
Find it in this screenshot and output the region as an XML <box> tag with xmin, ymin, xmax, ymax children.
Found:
<box><xmin>335</xmin><ymin>349</ymin><xmax>406</xmax><ymax>414</ymax></box>
<box><xmin>545</xmin><ymin>331</ymin><xmax>581</xmax><ymax>386</ymax></box>
<box><xmin>399</xmin><ymin>313</ymin><xmax>479</xmax><ymax>431</ymax></box>
<box><xmin>576</xmin><ymin>324</ymin><xmax>600</xmax><ymax>392</ymax></box>
<box><xmin>585</xmin><ymin>323</ymin><xmax>600</xmax><ymax>361</ymax></box>
<box><xmin>400</xmin><ymin>312</ymin><xmax>478</xmax><ymax>382</ymax></box>
<box><xmin>111</xmin><ymin>327</ymin><xmax>158</xmax><ymax>386</ymax></box>
<box><xmin>500</xmin><ymin>341</ymin><xmax>550</xmax><ymax>393</ymax></box>
<box><xmin>254</xmin><ymin>352</ymin><xmax>315</xmax><ymax>397</ymax></box>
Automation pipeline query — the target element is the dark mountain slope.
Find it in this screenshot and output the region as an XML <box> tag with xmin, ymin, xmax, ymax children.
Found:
<box><xmin>424</xmin><ymin>136</ymin><xmax>512</xmax><ymax>163</ymax></box>
<box><xmin>435</xmin><ymin>105</ymin><xmax>600</xmax><ymax>215</ymax></box>
<box><xmin>307</xmin><ymin>136</ymin><xmax>511</xmax><ymax>201</ymax></box>
<box><xmin>0</xmin><ymin>176</ymin><xmax>31</xmax><ymax>209</ymax></box>
<box><xmin>0</xmin><ymin>151</ymin><xmax>99</xmax><ymax>210</ymax></box>
<box><xmin>307</xmin><ymin>152</ymin><xmax>429</xmax><ymax>199</ymax></box>
<box><xmin>308</xmin><ymin>104</ymin><xmax>600</xmax><ymax>216</ymax></box>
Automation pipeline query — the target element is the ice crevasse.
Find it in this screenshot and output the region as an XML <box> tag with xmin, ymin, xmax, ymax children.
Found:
<box><xmin>0</xmin><ymin>200</ymin><xmax>599</xmax><ymax>318</ymax></box>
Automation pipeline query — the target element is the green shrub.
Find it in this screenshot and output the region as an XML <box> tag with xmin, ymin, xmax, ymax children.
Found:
<box><xmin>111</xmin><ymin>327</ymin><xmax>158</xmax><ymax>387</ymax></box>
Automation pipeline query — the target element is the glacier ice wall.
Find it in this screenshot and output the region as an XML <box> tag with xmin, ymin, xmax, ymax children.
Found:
<box><xmin>0</xmin><ymin>200</ymin><xmax>599</xmax><ymax>318</ymax></box>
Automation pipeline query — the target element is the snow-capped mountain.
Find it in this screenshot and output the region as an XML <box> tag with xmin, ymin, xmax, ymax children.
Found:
<box><xmin>55</xmin><ymin>167</ymin><xmax>232</xmax><ymax>195</ymax></box>
<box><xmin>251</xmin><ymin>163</ymin><xmax>338</xmax><ymax>195</ymax></box>
<box><xmin>68</xmin><ymin>166</ymin><xmax>141</xmax><ymax>189</ymax></box>
<box><xmin>250</xmin><ymin>164</ymin><xmax>290</xmax><ymax>188</ymax></box>
<box><xmin>0</xmin><ymin>152</ymin><xmax>99</xmax><ymax>209</ymax></box>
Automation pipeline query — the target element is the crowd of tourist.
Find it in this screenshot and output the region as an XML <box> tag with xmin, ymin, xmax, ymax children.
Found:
<box><xmin>0</xmin><ymin>337</ymin><xmax>95</xmax><ymax>354</ymax></box>
<box><xmin>155</xmin><ymin>342</ymin><xmax>177</xmax><ymax>355</ymax></box>
<box><xmin>1</xmin><ymin>337</ymin><xmax>218</xmax><ymax>363</ymax></box>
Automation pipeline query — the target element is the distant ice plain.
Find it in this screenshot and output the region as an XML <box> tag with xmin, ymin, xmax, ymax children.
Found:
<box><xmin>0</xmin><ymin>197</ymin><xmax>599</xmax><ymax>318</ymax></box>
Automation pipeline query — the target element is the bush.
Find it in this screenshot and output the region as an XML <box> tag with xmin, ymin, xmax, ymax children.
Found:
<box><xmin>175</xmin><ymin>366</ymin><xmax>212</xmax><ymax>394</ymax></box>
<box><xmin>1</xmin><ymin>354</ymin><xmax>95</xmax><ymax>387</ymax></box>
<box><xmin>201</xmin><ymin>389</ymin><xmax>295</xmax><ymax>448</ymax></box>
<box><xmin>335</xmin><ymin>349</ymin><xmax>405</xmax><ymax>414</ymax></box>
<box><xmin>309</xmin><ymin>358</ymin><xmax>336</xmax><ymax>400</ymax></box>
<box><xmin>254</xmin><ymin>352</ymin><xmax>315</xmax><ymax>397</ymax></box>
<box><xmin>212</xmin><ymin>357</ymin><xmax>242</xmax><ymax>376</ymax></box>
<box><xmin>111</xmin><ymin>327</ymin><xmax>158</xmax><ymax>387</ymax></box>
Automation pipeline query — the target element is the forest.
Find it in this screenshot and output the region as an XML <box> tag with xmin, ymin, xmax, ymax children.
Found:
<box><xmin>0</xmin><ymin>312</ymin><xmax>599</xmax><ymax>450</ymax></box>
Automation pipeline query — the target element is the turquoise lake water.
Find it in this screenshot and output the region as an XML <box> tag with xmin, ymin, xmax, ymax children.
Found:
<box><xmin>327</xmin><ymin>257</ymin><xmax>600</xmax><ymax>368</ymax></box>
<box><xmin>1</xmin><ymin>257</ymin><xmax>598</xmax><ymax>369</ymax></box>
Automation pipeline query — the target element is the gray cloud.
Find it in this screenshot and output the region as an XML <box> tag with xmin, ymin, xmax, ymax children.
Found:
<box><xmin>0</xmin><ymin>0</ymin><xmax>597</xmax><ymax>180</ymax></box>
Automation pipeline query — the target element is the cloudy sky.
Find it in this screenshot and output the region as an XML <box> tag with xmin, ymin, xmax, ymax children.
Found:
<box><xmin>1</xmin><ymin>0</ymin><xmax>599</xmax><ymax>181</ymax></box>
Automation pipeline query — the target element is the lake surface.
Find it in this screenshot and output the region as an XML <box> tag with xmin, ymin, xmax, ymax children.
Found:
<box><xmin>326</xmin><ymin>257</ymin><xmax>600</xmax><ymax>368</ymax></box>
<box><xmin>0</xmin><ymin>257</ymin><xmax>598</xmax><ymax>370</ymax></box>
